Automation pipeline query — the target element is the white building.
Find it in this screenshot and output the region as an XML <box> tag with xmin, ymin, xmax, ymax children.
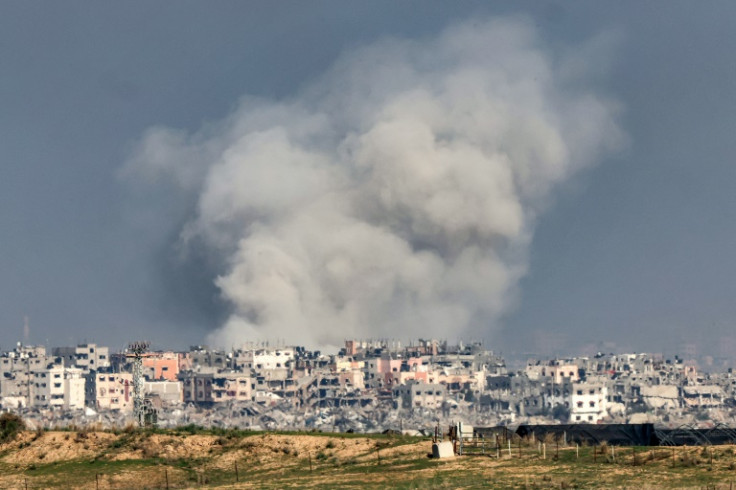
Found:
<box><xmin>570</xmin><ymin>382</ymin><xmax>608</xmax><ymax>423</ymax></box>
<box><xmin>32</xmin><ymin>365</ymin><xmax>85</xmax><ymax>410</ymax></box>
<box><xmin>234</xmin><ymin>348</ymin><xmax>295</xmax><ymax>371</ymax></box>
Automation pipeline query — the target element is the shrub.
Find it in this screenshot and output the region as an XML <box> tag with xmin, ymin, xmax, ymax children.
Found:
<box><xmin>0</xmin><ymin>412</ymin><xmax>25</xmax><ymax>443</ymax></box>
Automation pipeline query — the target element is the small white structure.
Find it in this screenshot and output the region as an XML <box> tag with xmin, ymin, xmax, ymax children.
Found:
<box><xmin>432</xmin><ymin>441</ymin><xmax>455</xmax><ymax>459</ymax></box>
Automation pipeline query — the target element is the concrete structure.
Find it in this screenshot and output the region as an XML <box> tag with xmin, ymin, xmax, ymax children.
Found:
<box><xmin>234</xmin><ymin>348</ymin><xmax>295</xmax><ymax>371</ymax></box>
<box><xmin>394</xmin><ymin>381</ymin><xmax>446</xmax><ymax>409</ymax></box>
<box><xmin>87</xmin><ymin>372</ymin><xmax>133</xmax><ymax>411</ymax></box>
<box><xmin>52</xmin><ymin>344</ymin><xmax>109</xmax><ymax>372</ymax></box>
<box><xmin>570</xmin><ymin>382</ymin><xmax>608</xmax><ymax>423</ymax></box>
<box><xmin>142</xmin><ymin>352</ymin><xmax>180</xmax><ymax>381</ymax></box>
<box><xmin>180</xmin><ymin>371</ymin><xmax>215</xmax><ymax>404</ymax></box>
<box><xmin>212</xmin><ymin>372</ymin><xmax>252</xmax><ymax>402</ymax></box>
<box><xmin>33</xmin><ymin>365</ymin><xmax>85</xmax><ymax>410</ymax></box>
<box><xmin>144</xmin><ymin>380</ymin><xmax>183</xmax><ymax>404</ymax></box>
<box><xmin>432</xmin><ymin>441</ymin><xmax>454</xmax><ymax>459</ymax></box>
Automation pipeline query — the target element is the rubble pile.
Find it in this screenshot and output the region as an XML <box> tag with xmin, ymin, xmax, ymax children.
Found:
<box><xmin>17</xmin><ymin>399</ymin><xmax>510</xmax><ymax>434</ymax></box>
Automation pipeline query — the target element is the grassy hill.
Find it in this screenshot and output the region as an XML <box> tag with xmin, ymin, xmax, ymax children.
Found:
<box><xmin>1</xmin><ymin>426</ymin><xmax>736</xmax><ymax>488</ymax></box>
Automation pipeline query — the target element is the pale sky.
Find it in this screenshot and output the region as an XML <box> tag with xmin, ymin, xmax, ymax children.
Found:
<box><xmin>2</xmin><ymin>2</ymin><xmax>736</xmax><ymax>361</ymax></box>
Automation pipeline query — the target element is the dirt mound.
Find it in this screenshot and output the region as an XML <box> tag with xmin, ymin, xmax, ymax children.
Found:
<box><xmin>2</xmin><ymin>431</ymin><xmax>116</xmax><ymax>464</ymax></box>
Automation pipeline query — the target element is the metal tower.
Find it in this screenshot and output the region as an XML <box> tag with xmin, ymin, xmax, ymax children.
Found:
<box><xmin>127</xmin><ymin>341</ymin><xmax>150</xmax><ymax>427</ymax></box>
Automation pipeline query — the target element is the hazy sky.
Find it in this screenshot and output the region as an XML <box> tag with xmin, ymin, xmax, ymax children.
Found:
<box><xmin>2</xmin><ymin>2</ymin><xmax>736</xmax><ymax>359</ymax></box>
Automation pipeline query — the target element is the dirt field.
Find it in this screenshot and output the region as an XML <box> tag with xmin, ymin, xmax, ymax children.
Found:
<box><xmin>2</xmin><ymin>429</ymin><xmax>736</xmax><ymax>488</ymax></box>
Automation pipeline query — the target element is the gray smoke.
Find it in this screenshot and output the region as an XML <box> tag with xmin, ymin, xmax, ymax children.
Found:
<box><xmin>125</xmin><ymin>18</ymin><xmax>622</xmax><ymax>349</ymax></box>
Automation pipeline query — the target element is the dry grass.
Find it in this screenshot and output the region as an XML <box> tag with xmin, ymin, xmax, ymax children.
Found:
<box><xmin>1</xmin><ymin>430</ymin><xmax>736</xmax><ymax>488</ymax></box>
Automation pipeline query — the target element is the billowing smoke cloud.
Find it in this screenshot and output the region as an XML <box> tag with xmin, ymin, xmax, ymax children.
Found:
<box><xmin>125</xmin><ymin>18</ymin><xmax>622</xmax><ymax>349</ymax></box>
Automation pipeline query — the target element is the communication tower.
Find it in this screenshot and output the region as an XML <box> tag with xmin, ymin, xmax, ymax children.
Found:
<box><xmin>127</xmin><ymin>341</ymin><xmax>150</xmax><ymax>427</ymax></box>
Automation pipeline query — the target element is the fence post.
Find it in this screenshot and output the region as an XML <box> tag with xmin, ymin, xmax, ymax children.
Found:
<box><xmin>165</xmin><ymin>468</ymin><xmax>169</xmax><ymax>490</ymax></box>
<box><xmin>508</xmin><ymin>439</ymin><xmax>511</xmax><ymax>457</ymax></box>
<box><xmin>235</xmin><ymin>461</ymin><xmax>239</xmax><ymax>482</ymax></box>
<box><xmin>309</xmin><ymin>453</ymin><xmax>313</xmax><ymax>472</ymax></box>
<box><xmin>576</xmin><ymin>444</ymin><xmax>579</xmax><ymax>459</ymax></box>
<box><xmin>543</xmin><ymin>443</ymin><xmax>546</xmax><ymax>460</ymax></box>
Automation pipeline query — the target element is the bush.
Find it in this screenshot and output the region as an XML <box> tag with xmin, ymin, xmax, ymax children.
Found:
<box><xmin>0</xmin><ymin>412</ymin><xmax>25</xmax><ymax>443</ymax></box>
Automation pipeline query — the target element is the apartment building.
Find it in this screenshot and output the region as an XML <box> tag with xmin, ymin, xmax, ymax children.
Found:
<box><xmin>570</xmin><ymin>382</ymin><xmax>608</xmax><ymax>423</ymax></box>
<box><xmin>394</xmin><ymin>381</ymin><xmax>446</xmax><ymax>409</ymax></box>
<box><xmin>52</xmin><ymin>344</ymin><xmax>109</xmax><ymax>372</ymax></box>
<box><xmin>32</xmin><ymin>365</ymin><xmax>85</xmax><ymax>410</ymax></box>
<box><xmin>87</xmin><ymin>371</ymin><xmax>133</xmax><ymax>411</ymax></box>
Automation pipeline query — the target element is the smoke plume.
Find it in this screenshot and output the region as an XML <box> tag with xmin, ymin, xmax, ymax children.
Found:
<box><xmin>125</xmin><ymin>18</ymin><xmax>622</xmax><ymax>349</ymax></box>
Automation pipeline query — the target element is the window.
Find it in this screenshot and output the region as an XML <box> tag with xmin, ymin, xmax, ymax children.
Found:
<box><xmin>577</xmin><ymin>390</ymin><xmax>583</xmax><ymax>395</ymax></box>
<box><xmin>576</xmin><ymin>416</ymin><xmax>581</xmax><ymax>421</ymax></box>
<box><xmin>589</xmin><ymin>401</ymin><xmax>595</xmax><ymax>407</ymax></box>
<box><xmin>589</xmin><ymin>389</ymin><xmax>595</xmax><ymax>395</ymax></box>
<box><xmin>577</xmin><ymin>401</ymin><xmax>583</xmax><ymax>408</ymax></box>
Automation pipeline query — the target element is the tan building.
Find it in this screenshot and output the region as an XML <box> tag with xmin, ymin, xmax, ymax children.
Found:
<box><xmin>212</xmin><ymin>372</ymin><xmax>252</xmax><ymax>402</ymax></box>
<box><xmin>394</xmin><ymin>382</ymin><xmax>446</xmax><ymax>409</ymax></box>
<box><xmin>88</xmin><ymin>372</ymin><xmax>133</xmax><ymax>411</ymax></box>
